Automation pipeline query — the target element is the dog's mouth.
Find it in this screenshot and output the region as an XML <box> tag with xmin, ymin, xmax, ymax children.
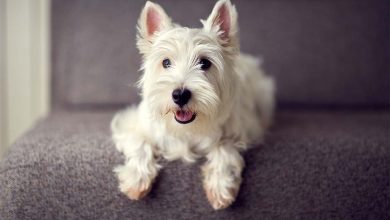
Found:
<box><xmin>174</xmin><ymin>110</ymin><xmax>196</xmax><ymax>124</ymax></box>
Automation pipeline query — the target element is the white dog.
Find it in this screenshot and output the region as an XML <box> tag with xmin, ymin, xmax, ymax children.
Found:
<box><xmin>111</xmin><ymin>0</ymin><xmax>275</xmax><ymax>209</ymax></box>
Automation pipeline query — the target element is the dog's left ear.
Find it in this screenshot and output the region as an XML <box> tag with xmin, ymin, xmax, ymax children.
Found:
<box><xmin>203</xmin><ymin>0</ymin><xmax>238</xmax><ymax>45</ymax></box>
<box><xmin>137</xmin><ymin>1</ymin><xmax>172</xmax><ymax>54</ymax></box>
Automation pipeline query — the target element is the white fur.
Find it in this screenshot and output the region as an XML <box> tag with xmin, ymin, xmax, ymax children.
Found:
<box><xmin>111</xmin><ymin>0</ymin><xmax>275</xmax><ymax>209</ymax></box>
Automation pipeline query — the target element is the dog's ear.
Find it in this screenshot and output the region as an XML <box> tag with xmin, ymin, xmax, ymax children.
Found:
<box><xmin>137</xmin><ymin>1</ymin><xmax>172</xmax><ymax>54</ymax></box>
<box><xmin>203</xmin><ymin>0</ymin><xmax>238</xmax><ymax>44</ymax></box>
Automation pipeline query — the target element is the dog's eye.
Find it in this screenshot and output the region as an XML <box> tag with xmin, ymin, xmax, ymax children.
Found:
<box><xmin>162</xmin><ymin>58</ymin><xmax>171</xmax><ymax>68</ymax></box>
<box><xmin>199</xmin><ymin>58</ymin><xmax>212</xmax><ymax>70</ymax></box>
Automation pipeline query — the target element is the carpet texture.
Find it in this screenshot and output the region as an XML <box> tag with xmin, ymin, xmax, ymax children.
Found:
<box><xmin>1</xmin><ymin>110</ymin><xmax>389</xmax><ymax>220</ymax></box>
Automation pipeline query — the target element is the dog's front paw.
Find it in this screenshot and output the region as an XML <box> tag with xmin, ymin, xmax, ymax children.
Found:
<box><xmin>114</xmin><ymin>164</ymin><xmax>157</xmax><ymax>200</ymax></box>
<box><xmin>124</xmin><ymin>183</ymin><xmax>152</xmax><ymax>200</ymax></box>
<box><xmin>204</xmin><ymin>182</ymin><xmax>239</xmax><ymax>210</ymax></box>
<box><xmin>202</xmin><ymin>145</ymin><xmax>244</xmax><ymax>210</ymax></box>
<box><xmin>202</xmin><ymin>165</ymin><xmax>242</xmax><ymax>210</ymax></box>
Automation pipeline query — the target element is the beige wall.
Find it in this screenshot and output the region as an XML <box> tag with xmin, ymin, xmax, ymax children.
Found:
<box><xmin>0</xmin><ymin>0</ymin><xmax>6</xmax><ymax>157</ymax></box>
<box><xmin>0</xmin><ymin>0</ymin><xmax>50</xmax><ymax>158</ymax></box>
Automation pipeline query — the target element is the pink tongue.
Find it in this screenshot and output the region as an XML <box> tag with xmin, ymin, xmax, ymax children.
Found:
<box><xmin>176</xmin><ymin>110</ymin><xmax>193</xmax><ymax>121</ymax></box>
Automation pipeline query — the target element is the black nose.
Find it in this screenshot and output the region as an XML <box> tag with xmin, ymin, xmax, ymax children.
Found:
<box><xmin>172</xmin><ymin>88</ymin><xmax>192</xmax><ymax>107</ymax></box>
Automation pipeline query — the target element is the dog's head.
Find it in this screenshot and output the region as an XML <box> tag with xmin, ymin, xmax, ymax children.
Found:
<box><xmin>137</xmin><ymin>0</ymin><xmax>239</xmax><ymax>132</ymax></box>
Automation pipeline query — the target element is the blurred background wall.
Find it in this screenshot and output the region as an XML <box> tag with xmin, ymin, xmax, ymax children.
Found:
<box><xmin>0</xmin><ymin>0</ymin><xmax>50</xmax><ymax>158</ymax></box>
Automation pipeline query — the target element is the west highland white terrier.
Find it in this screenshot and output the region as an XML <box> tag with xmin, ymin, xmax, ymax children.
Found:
<box><xmin>111</xmin><ymin>0</ymin><xmax>275</xmax><ymax>209</ymax></box>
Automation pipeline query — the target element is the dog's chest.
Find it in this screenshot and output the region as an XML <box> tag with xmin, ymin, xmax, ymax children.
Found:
<box><xmin>156</xmin><ymin>132</ymin><xmax>213</xmax><ymax>162</ymax></box>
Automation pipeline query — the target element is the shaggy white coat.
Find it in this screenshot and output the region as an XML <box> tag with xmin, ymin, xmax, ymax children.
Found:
<box><xmin>111</xmin><ymin>0</ymin><xmax>275</xmax><ymax>209</ymax></box>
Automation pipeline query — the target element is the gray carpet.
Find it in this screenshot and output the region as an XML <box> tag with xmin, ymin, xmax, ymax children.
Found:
<box><xmin>1</xmin><ymin>110</ymin><xmax>389</xmax><ymax>219</ymax></box>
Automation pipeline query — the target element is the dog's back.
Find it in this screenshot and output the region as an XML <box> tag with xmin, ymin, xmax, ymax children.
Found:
<box><xmin>233</xmin><ymin>53</ymin><xmax>275</xmax><ymax>143</ymax></box>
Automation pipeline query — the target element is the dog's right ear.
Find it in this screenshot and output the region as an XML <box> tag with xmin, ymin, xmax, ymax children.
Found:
<box><xmin>137</xmin><ymin>1</ymin><xmax>172</xmax><ymax>55</ymax></box>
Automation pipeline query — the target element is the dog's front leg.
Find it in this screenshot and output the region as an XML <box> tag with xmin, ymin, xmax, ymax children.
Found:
<box><xmin>114</xmin><ymin>135</ymin><xmax>160</xmax><ymax>200</ymax></box>
<box><xmin>202</xmin><ymin>142</ymin><xmax>244</xmax><ymax>210</ymax></box>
